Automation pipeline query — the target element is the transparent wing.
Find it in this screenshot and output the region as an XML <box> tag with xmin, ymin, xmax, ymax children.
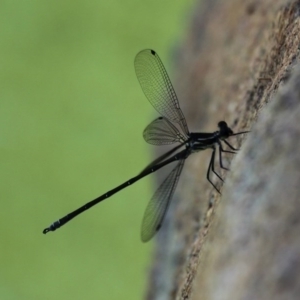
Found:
<box><xmin>134</xmin><ymin>49</ymin><xmax>189</xmax><ymax>137</ymax></box>
<box><xmin>139</xmin><ymin>143</ymin><xmax>185</xmax><ymax>175</ymax></box>
<box><xmin>143</xmin><ymin>117</ymin><xmax>186</xmax><ymax>145</ymax></box>
<box><xmin>141</xmin><ymin>159</ymin><xmax>184</xmax><ymax>242</ymax></box>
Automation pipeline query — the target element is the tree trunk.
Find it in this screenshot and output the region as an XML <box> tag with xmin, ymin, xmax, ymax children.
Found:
<box><xmin>145</xmin><ymin>1</ymin><xmax>300</xmax><ymax>299</ymax></box>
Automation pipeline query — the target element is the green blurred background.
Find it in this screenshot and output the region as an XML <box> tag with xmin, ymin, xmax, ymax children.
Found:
<box><xmin>0</xmin><ymin>1</ymin><xmax>195</xmax><ymax>299</ymax></box>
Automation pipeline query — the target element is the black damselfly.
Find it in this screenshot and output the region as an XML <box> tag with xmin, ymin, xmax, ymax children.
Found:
<box><xmin>43</xmin><ymin>49</ymin><xmax>248</xmax><ymax>242</ymax></box>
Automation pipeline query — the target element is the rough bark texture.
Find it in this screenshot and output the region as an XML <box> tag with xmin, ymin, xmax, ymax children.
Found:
<box><xmin>145</xmin><ymin>0</ymin><xmax>300</xmax><ymax>299</ymax></box>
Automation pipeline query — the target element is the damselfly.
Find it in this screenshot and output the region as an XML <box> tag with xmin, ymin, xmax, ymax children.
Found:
<box><xmin>43</xmin><ymin>49</ymin><xmax>248</xmax><ymax>242</ymax></box>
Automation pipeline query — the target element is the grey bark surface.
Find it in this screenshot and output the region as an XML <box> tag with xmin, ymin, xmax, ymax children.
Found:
<box><xmin>145</xmin><ymin>1</ymin><xmax>300</xmax><ymax>299</ymax></box>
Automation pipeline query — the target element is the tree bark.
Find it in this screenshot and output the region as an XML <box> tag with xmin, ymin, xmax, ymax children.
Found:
<box><xmin>145</xmin><ymin>0</ymin><xmax>300</xmax><ymax>299</ymax></box>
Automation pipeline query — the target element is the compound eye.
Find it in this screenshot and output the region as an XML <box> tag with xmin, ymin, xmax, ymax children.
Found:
<box><xmin>218</xmin><ymin>121</ymin><xmax>227</xmax><ymax>128</ymax></box>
